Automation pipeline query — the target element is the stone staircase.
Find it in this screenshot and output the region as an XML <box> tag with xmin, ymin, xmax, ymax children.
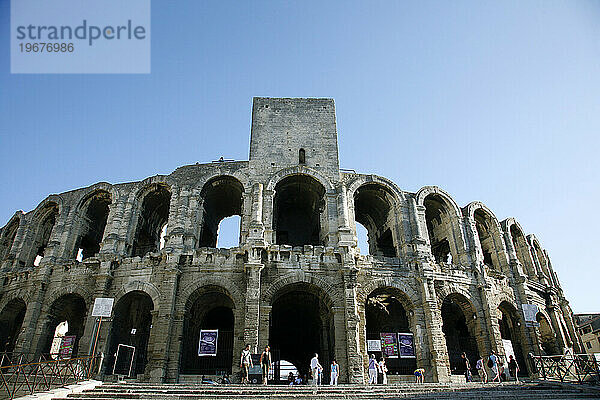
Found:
<box><xmin>54</xmin><ymin>382</ymin><xmax>600</xmax><ymax>400</ymax></box>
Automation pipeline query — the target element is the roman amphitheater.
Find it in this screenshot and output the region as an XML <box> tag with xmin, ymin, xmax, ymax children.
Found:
<box><xmin>0</xmin><ymin>98</ymin><xmax>581</xmax><ymax>384</ymax></box>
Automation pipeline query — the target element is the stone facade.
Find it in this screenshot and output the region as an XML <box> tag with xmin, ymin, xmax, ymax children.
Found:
<box><xmin>0</xmin><ymin>98</ymin><xmax>582</xmax><ymax>383</ymax></box>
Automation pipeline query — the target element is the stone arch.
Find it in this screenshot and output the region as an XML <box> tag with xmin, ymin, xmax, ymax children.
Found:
<box><xmin>497</xmin><ymin>300</ymin><xmax>528</xmax><ymax>376</ymax></box>
<box><xmin>38</xmin><ymin>290</ymin><xmax>88</xmax><ymax>356</ymax></box>
<box><xmin>266</xmin><ymin>166</ymin><xmax>335</xmax><ymax>192</ymax></box>
<box><xmin>346</xmin><ymin>175</ymin><xmax>406</xmax><ymax>204</ymax></box>
<box><xmin>0</xmin><ymin>289</ymin><xmax>31</xmax><ymax>313</ymax></box>
<box><xmin>177</xmin><ymin>277</ymin><xmax>244</xmax><ymax>314</ymax></box>
<box><xmin>349</xmin><ymin>180</ymin><xmax>403</xmax><ymax>257</ymax></box>
<box><xmin>113</xmin><ymin>280</ymin><xmax>161</xmax><ymax>307</ymax></box>
<box><xmin>536</xmin><ymin>310</ymin><xmax>560</xmax><ymax>355</ymax></box>
<box><xmin>465</xmin><ymin>202</ymin><xmax>508</xmax><ymax>272</ymax></box>
<box><xmin>416</xmin><ymin>186</ymin><xmax>467</xmax><ymax>265</ymax></box>
<box><xmin>26</xmin><ymin>198</ymin><xmax>61</xmax><ymax>267</ymax></box>
<box><xmin>1</xmin><ymin>213</ymin><xmax>22</xmax><ymax>261</ymax></box>
<box><xmin>262</xmin><ymin>272</ymin><xmax>343</xmax><ymax>308</ymax></box>
<box><xmin>438</xmin><ymin>290</ymin><xmax>486</xmax><ymax>375</ymax></box>
<box><xmin>357</xmin><ymin>278</ymin><xmax>420</xmax><ymax>308</ymax></box>
<box><xmin>527</xmin><ymin>234</ymin><xmax>551</xmax><ymax>283</ymax></box>
<box><xmin>72</xmin><ymin>187</ymin><xmax>113</xmax><ymax>260</ymax></box>
<box><xmin>0</xmin><ymin>297</ymin><xmax>27</xmax><ymax>353</ymax></box>
<box><xmin>196</xmin><ymin>175</ymin><xmax>245</xmax><ymax>248</ymax></box>
<box><xmin>129</xmin><ymin>181</ymin><xmax>173</xmax><ymax>257</ymax></box>
<box><xmin>502</xmin><ymin>218</ymin><xmax>537</xmax><ymax>279</ymax></box>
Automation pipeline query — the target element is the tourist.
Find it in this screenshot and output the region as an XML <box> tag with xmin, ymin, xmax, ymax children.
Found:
<box><xmin>287</xmin><ymin>372</ymin><xmax>294</xmax><ymax>385</ymax></box>
<box><xmin>414</xmin><ymin>367</ymin><xmax>425</xmax><ymax>383</ymax></box>
<box><xmin>488</xmin><ymin>350</ymin><xmax>500</xmax><ymax>382</ymax></box>
<box><xmin>461</xmin><ymin>352</ymin><xmax>472</xmax><ymax>382</ymax></box>
<box><xmin>240</xmin><ymin>344</ymin><xmax>253</xmax><ymax>384</ymax></box>
<box><xmin>508</xmin><ymin>355</ymin><xmax>519</xmax><ymax>382</ymax></box>
<box><xmin>368</xmin><ymin>354</ymin><xmax>378</xmax><ymax>384</ymax></box>
<box><xmin>330</xmin><ymin>359</ymin><xmax>339</xmax><ymax>385</ymax></box>
<box><xmin>475</xmin><ymin>356</ymin><xmax>488</xmax><ymax>383</ymax></box>
<box><xmin>220</xmin><ymin>374</ymin><xmax>231</xmax><ymax>384</ymax></box>
<box><xmin>379</xmin><ymin>357</ymin><xmax>388</xmax><ymax>385</ymax></box>
<box><xmin>310</xmin><ymin>353</ymin><xmax>322</xmax><ymax>386</ymax></box>
<box><xmin>499</xmin><ymin>357</ymin><xmax>508</xmax><ymax>382</ymax></box>
<box><xmin>259</xmin><ymin>345</ymin><xmax>271</xmax><ymax>385</ymax></box>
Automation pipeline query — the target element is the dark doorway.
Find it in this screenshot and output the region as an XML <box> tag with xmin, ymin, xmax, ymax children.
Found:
<box><xmin>441</xmin><ymin>296</ymin><xmax>480</xmax><ymax>375</ymax></box>
<box><xmin>0</xmin><ymin>299</ymin><xmax>26</xmax><ymax>353</ymax></box>
<box><xmin>198</xmin><ymin>176</ymin><xmax>244</xmax><ymax>248</ymax></box>
<box><xmin>353</xmin><ymin>184</ymin><xmax>397</xmax><ymax>257</ymax></box>
<box><xmin>132</xmin><ymin>185</ymin><xmax>171</xmax><ymax>257</ymax></box>
<box><xmin>107</xmin><ymin>291</ymin><xmax>154</xmax><ymax>376</ymax></box>
<box><xmin>181</xmin><ymin>289</ymin><xmax>234</xmax><ymax>375</ymax></box>
<box><xmin>498</xmin><ymin>302</ymin><xmax>528</xmax><ymax>376</ymax></box>
<box><xmin>273</xmin><ymin>175</ymin><xmax>325</xmax><ymax>247</ymax></box>
<box><xmin>75</xmin><ymin>191</ymin><xmax>111</xmax><ymax>260</ymax></box>
<box><xmin>269</xmin><ymin>285</ymin><xmax>334</xmax><ymax>381</ymax></box>
<box><xmin>365</xmin><ymin>289</ymin><xmax>416</xmax><ymax>374</ymax></box>
<box><xmin>41</xmin><ymin>294</ymin><xmax>87</xmax><ymax>357</ymax></box>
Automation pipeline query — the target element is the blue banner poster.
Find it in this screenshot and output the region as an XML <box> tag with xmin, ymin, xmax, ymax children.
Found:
<box><xmin>380</xmin><ymin>333</ymin><xmax>398</xmax><ymax>358</ymax></box>
<box><xmin>398</xmin><ymin>333</ymin><xmax>415</xmax><ymax>358</ymax></box>
<box><xmin>198</xmin><ymin>329</ymin><xmax>218</xmax><ymax>356</ymax></box>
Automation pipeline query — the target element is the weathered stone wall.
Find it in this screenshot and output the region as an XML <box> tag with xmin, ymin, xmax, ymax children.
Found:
<box><xmin>0</xmin><ymin>98</ymin><xmax>581</xmax><ymax>384</ymax></box>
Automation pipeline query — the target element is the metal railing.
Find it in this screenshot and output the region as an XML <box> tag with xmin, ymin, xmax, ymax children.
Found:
<box><xmin>529</xmin><ymin>353</ymin><xmax>600</xmax><ymax>384</ymax></box>
<box><xmin>0</xmin><ymin>353</ymin><xmax>100</xmax><ymax>399</ymax></box>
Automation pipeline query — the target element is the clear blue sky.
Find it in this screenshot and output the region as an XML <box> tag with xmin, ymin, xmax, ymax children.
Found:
<box><xmin>1</xmin><ymin>1</ymin><xmax>599</xmax><ymax>312</ymax></box>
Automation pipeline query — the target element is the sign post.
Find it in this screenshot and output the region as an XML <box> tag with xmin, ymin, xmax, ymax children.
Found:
<box><xmin>89</xmin><ymin>298</ymin><xmax>115</xmax><ymax>377</ymax></box>
<box><xmin>522</xmin><ymin>304</ymin><xmax>540</xmax><ymax>328</ymax></box>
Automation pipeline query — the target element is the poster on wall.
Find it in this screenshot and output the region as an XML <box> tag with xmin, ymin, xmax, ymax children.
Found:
<box><xmin>198</xmin><ymin>329</ymin><xmax>218</xmax><ymax>356</ymax></box>
<box><xmin>367</xmin><ymin>340</ymin><xmax>382</xmax><ymax>352</ymax></box>
<box><xmin>380</xmin><ymin>333</ymin><xmax>398</xmax><ymax>358</ymax></box>
<box><xmin>522</xmin><ymin>304</ymin><xmax>539</xmax><ymax>322</ymax></box>
<box><xmin>398</xmin><ymin>333</ymin><xmax>415</xmax><ymax>358</ymax></box>
<box><xmin>59</xmin><ymin>335</ymin><xmax>76</xmax><ymax>359</ymax></box>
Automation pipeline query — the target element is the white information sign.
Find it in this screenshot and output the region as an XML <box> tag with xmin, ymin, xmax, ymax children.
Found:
<box><xmin>92</xmin><ymin>297</ymin><xmax>115</xmax><ymax>317</ymax></box>
<box><xmin>367</xmin><ymin>340</ymin><xmax>381</xmax><ymax>352</ymax></box>
<box><xmin>521</xmin><ymin>304</ymin><xmax>539</xmax><ymax>323</ymax></box>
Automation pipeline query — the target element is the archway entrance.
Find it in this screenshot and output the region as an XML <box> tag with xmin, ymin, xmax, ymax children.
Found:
<box><xmin>498</xmin><ymin>302</ymin><xmax>528</xmax><ymax>376</ymax></box>
<box><xmin>365</xmin><ymin>288</ymin><xmax>416</xmax><ymax>374</ymax></box>
<box><xmin>181</xmin><ymin>287</ymin><xmax>235</xmax><ymax>375</ymax></box>
<box><xmin>41</xmin><ymin>294</ymin><xmax>86</xmax><ymax>357</ymax></box>
<box><xmin>107</xmin><ymin>291</ymin><xmax>153</xmax><ymax>376</ymax></box>
<box><xmin>441</xmin><ymin>294</ymin><xmax>481</xmax><ymax>375</ymax></box>
<box><xmin>269</xmin><ymin>283</ymin><xmax>334</xmax><ymax>381</ymax></box>
<box><xmin>0</xmin><ymin>299</ymin><xmax>26</xmax><ymax>353</ymax></box>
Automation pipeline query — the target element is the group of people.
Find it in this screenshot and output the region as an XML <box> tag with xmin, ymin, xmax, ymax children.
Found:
<box><xmin>310</xmin><ymin>353</ymin><xmax>340</xmax><ymax>385</ymax></box>
<box><xmin>367</xmin><ymin>354</ymin><xmax>388</xmax><ymax>384</ymax></box>
<box><xmin>465</xmin><ymin>350</ymin><xmax>520</xmax><ymax>383</ymax></box>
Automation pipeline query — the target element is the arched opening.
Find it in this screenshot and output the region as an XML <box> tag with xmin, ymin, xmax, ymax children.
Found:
<box><xmin>299</xmin><ymin>148</ymin><xmax>306</xmax><ymax>165</ymax></box>
<box><xmin>180</xmin><ymin>287</ymin><xmax>235</xmax><ymax>375</ymax></box>
<box><xmin>365</xmin><ymin>288</ymin><xmax>416</xmax><ymax>374</ymax></box>
<box><xmin>0</xmin><ymin>299</ymin><xmax>26</xmax><ymax>353</ymax></box>
<box><xmin>532</xmin><ymin>240</ymin><xmax>550</xmax><ymax>282</ymax></box>
<box><xmin>498</xmin><ymin>302</ymin><xmax>528</xmax><ymax>377</ymax></box>
<box><xmin>41</xmin><ymin>293</ymin><xmax>86</xmax><ymax>357</ymax></box>
<box><xmin>353</xmin><ymin>184</ymin><xmax>397</xmax><ymax>257</ymax></box>
<box><xmin>74</xmin><ymin>191</ymin><xmax>111</xmax><ymax>260</ymax></box>
<box><xmin>424</xmin><ymin>194</ymin><xmax>458</xmax><ymax>264</ymax></box>
<box><xmin>474</xmin><ymin>209</ymin><xmax>500</xmax><ymax>271</ymax></box>
<box><xmin>536</xmin><ymin>312</ymin><xmax>560</xmax><ymax>355</ymax></box>
<box><xmin>441</xmin><ymin>294</ymin><xmax>481</xmax><ymax>375</ymax></box>
<box><xmin>1</xmin><ymin>219</ymin><xmax>19</xmax><ymax>261</ymax></box>
<box><xmin>269</xmin><ymin>283</ymin><xmax>334</xmax><ymax>381</ymax></box>
<box><xmin>107</xmin><ymin>291</ymin><xmax>154</xmax><ymax>376</ymax></box>
<box><xmin>198</xmin><ymin>176</ymin><xmax>243</xmax><ymax>248</ymax></box>
<box><xmin>132</xmin><ymin>185</ymin><xmax>171</xmax><ymax>257</ymax></box>
<box><xmin>273</xmin><ymin>175</ymin><xmax>325</xmax><ymax>247</ymax></box>
<box><xmin>509</xmin><ymin>224</ymin><xmax>536</xmax><ymax>278</ymax></box>
<box><xmin>29</xmin><ymin>203</ymin><xmax>59</xmax><ymax>267</ymax></box>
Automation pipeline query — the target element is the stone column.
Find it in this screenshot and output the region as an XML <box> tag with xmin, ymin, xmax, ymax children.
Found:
<box><xmin>243</xmin><ymin>259</ymin><xmax>264</xmax><ymax>353</ymax></box>
<box><xmin>477</xmin><ymin>285</ymin><xmax>503</xmax><ymax>357</ymax></box>
<box><xmin>332</xmin><ymin>306</ymin><xmax>348</xmax><ymax>382</ymax></box>
<box><xmin>342</xmin><ymin>268</ymin><xmax>364</xmax><ymax>383</ymax></box>
<box><xmin>420</xmin><ymin>276</ymin><xmax>450</xmax><ymax>382</ymax></box>
<box><xmin>560</xmin><ymin>300</ymin><xmax>582</xmax><ymax>353</ymax></box>
<box><xmin>146</xmin><ymin>266</ymin><xmax>180</xmax><ymax>382</ymax></box>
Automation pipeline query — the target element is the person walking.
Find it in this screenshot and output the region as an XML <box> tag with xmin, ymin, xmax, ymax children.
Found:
<box><xmin>461</xmin><ymin>352</ymin><xmax>472</xmax><ymax>382</ymax></box>
<box><xmin>259</xmin><ymin>345</ymin><xmax>271</xmax><ymax>385</ymax></box>
<box><xmin>240</xmin><ymin>344</ymin><xmax>253</xmax><ymax>384</ymax></box>
<box><xmin>414</xmin><ymin>368</ymin><xmax>425</xmax><ymax>383</ymax></box>
<box><xmin>379</xmin><ymin>357</ymin><xmax>388</xmax><ymax>384</ymax></box>
<box><xmin>488</xmin><ymin>350</ymin><xmax>500</xmax><ymax>382</ymax></box>
<box><xmin>310</xmin><ymin>353</ymin><xmax>322</xmax><ymax>386</ymax></box>
<box><xmin>475</xmin><ymin>356</ymin><xmax>488</xmax><ymax>383</ymax></box>
<box><xmin>508</xmin><ymin>355</ymin><xmax>519</xmax><ymax>382</ymax></box>
<box><xmin>368</xmin><ymin>354</ymin><xmax>378</xmax><ymax>384</ymax></box>
<box><xmin>330</xmin><ymin>359</ymin><xmax>339</xmax><ymax>385</ymax></box>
